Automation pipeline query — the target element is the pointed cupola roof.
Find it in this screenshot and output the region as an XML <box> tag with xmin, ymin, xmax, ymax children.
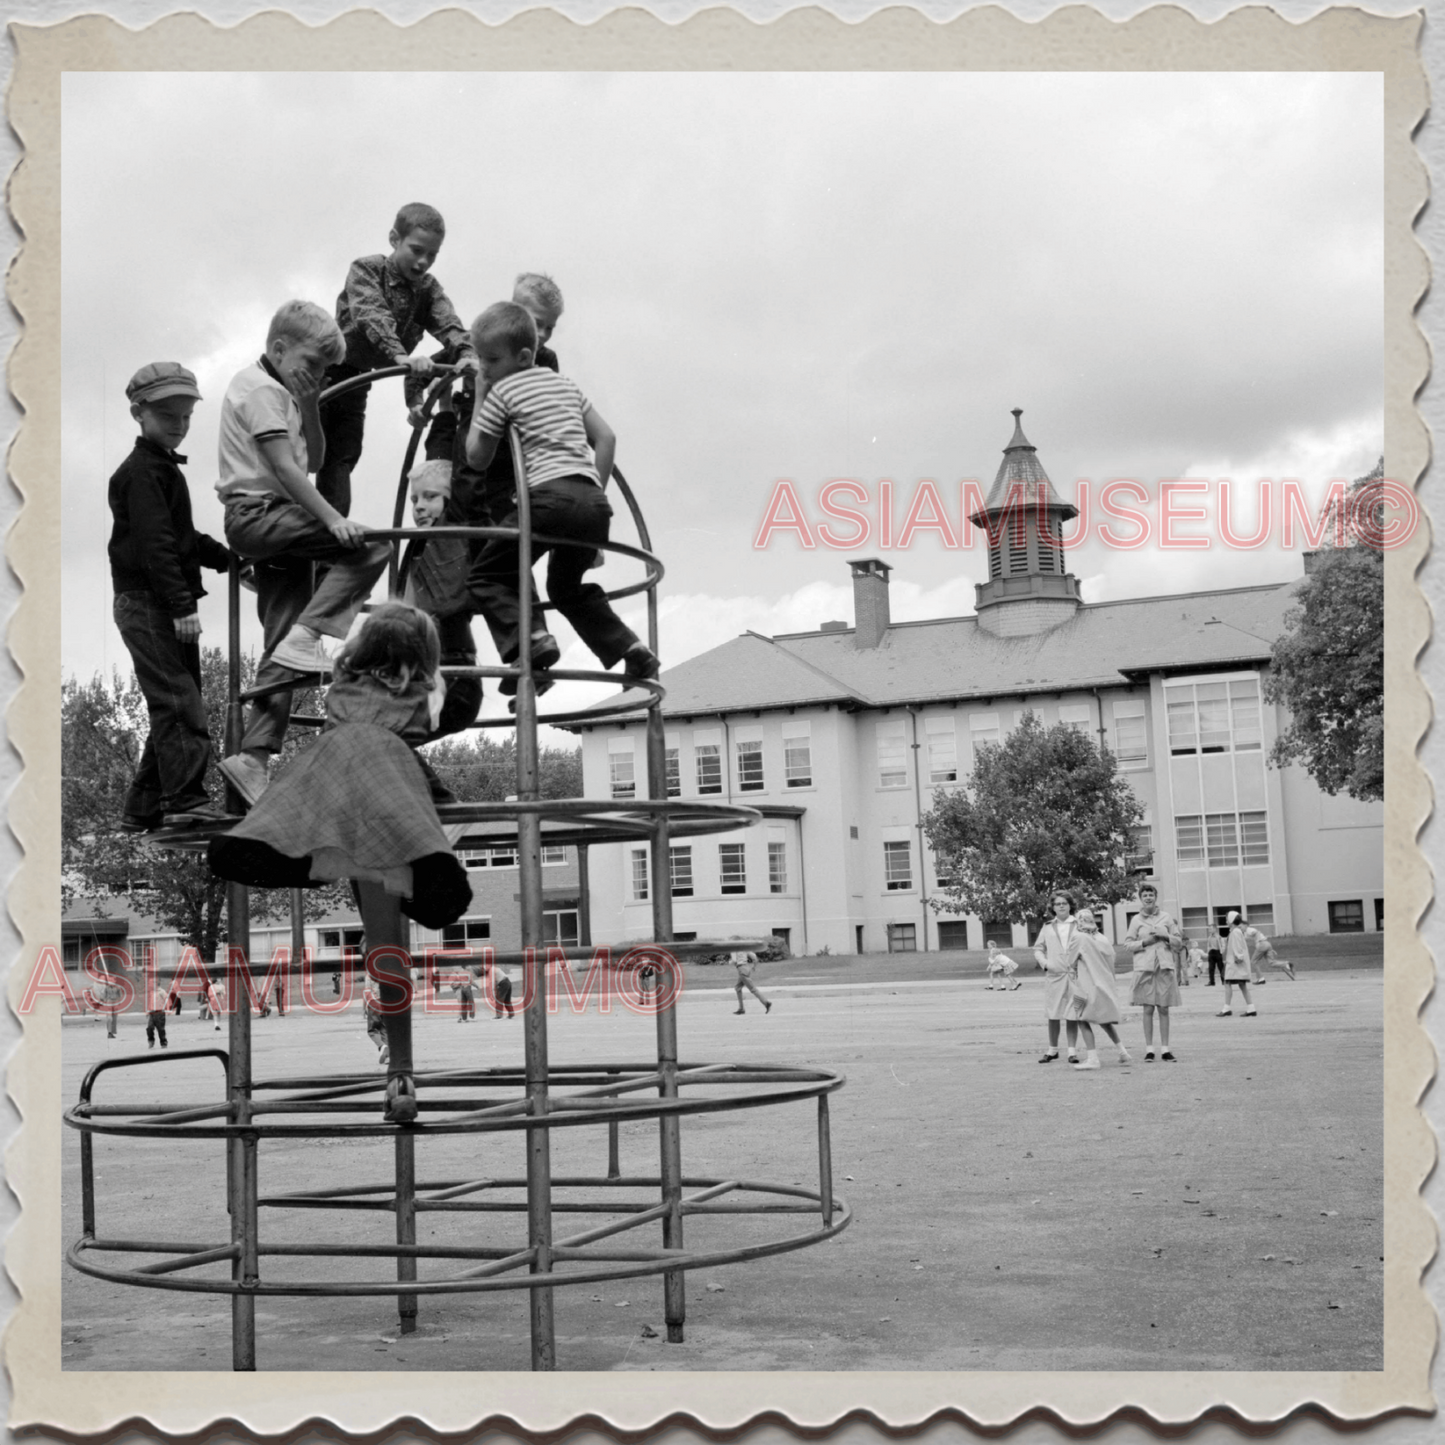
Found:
<box><xmin>977</xmin><ymin>408</ymin><xmax>1077</xmax><ymax>520</ymax></box>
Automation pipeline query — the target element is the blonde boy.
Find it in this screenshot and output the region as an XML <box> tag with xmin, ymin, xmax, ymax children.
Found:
<box><xmin>217</xmin><ymin>300</ymin><xmax>392</xmax><ymax>805</ymax></box>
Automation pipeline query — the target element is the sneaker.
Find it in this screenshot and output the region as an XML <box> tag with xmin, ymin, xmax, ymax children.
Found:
<box><xmin>148</xmin><ymin>1040</ymin><xmax>155</xmax><ymax>1050</ymax></box>
<box><xmin>269</xmin><ymin>626</ymin><xmax>334</xmax><ymax>676</ymax></box>
<box><xmin>1116</xmin><ymin>1047</ymin><xmax>1133</xmax><ymax>1064</ymax></box>
<box><xmin>733</xmin><ymin>1008</ymin><xmax>745</xmax><ymax>1015</ymax></box>
<box><xmin>162</xmin><ymin>804</ymin><xmax>235</xmax><ymax>828</ymax></box>
<box><xmin>219</xmin><ymin>754</ymin><xmax>270</xmax><ymax>808</ymax></box>
<box><xmin>1072</xmin><ymin>1053</ymin><xmax>1101</xmax><ymax>1071</ymax></box>
<box><xmin>623</xmin><ymin>643</ymin><xmax>660</xmax><ymax>681</ymax></box>
<box><xmin>118</xmin><ymin>812</ymin><xmax>164</xmax><ymax>834</ymax></box>
<box><xmin>505</xmin><ymin>676</ymin><xmax>556</xmax><ymax>712</ymax></box>
<box><xmin>1161</xmin><ymin>1050</ymin><xmax>1177</xmax><ymax>1061</ymax></box>
<box><xmin>1066</xmin><ymin>1052</ymin><xmax>1078</xmax><ymax>1063</ymax></box>
<box><xmin>1144</xmin><ymin>1049</ymin><xmax>1156</xmax><ymax>1062</ymax></box>
<box><xmin>500</xmin><ymin>632</ymin><xmax>561</xmax><ymax>695</ymax></box>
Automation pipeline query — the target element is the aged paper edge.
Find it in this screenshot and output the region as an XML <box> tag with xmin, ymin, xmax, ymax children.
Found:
<box><xmin>3</xmin><ymin>3</ymin><xmax>1433</xmax><ymax>1434</ymax></box>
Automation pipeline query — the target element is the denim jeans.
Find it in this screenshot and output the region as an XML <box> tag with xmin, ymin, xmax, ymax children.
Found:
<box><xmin>112</xmin><ymin>591</ymin><xmax>212</xmax><ymax>818</ymax></box>
<box><xmin>315</xmin><ymin>364</ymin><xmax>368</xmax><ymax>517</ymax></box>
<box><xmin>224</xmin><ymin>493</ymin><xmax>392</xmax><ymax>753</ymax></box>
<box><xmin>467</xmin><ymin>477</ymin><xmax>638</xmax><ymax>668</ymax></box>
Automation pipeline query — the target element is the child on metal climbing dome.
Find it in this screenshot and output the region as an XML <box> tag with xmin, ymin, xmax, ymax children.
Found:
<box><xmin>315</xmin><ymin>202</ymin><xmax>477</xmax><ymax>517</ymax></box>
<box><xmin>462</xmin><ymin>301</ymin><xmax>659</xmax><ymax>695</ymax></box>
<box><xmin>208</xmin><ymin>601</ymin><xmax>471</xmax><ymax>932</ymax></box>
<box><xmin>216</xmin><ymin>300</ymin><xmax>393</xmax><ymax>809</ymax></box>
<box><xmin>399</xmin><ymin>458</ymin><xmax>483</xmax><ymax>736</ymax></box>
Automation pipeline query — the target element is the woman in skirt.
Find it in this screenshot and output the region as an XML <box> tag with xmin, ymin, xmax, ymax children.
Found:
<box><xmin>1124</xmin><ymin>882</ymin><xmax>1183</xmax><ymax>1060</ymax></box>
<box><xmin>1219</xmin><ymin>912</ymin><xmax>1259</xmax><ymax>1015</ymax></box>
<box><xmin>1032</xmin><ymin>891</ymin><xmax>1078</xmax><ymax>1062</ymax></box>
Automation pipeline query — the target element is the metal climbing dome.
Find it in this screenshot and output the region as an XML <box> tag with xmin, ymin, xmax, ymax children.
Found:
<box><xmin>65</xmin><ymin>366</ymin><xmax>849</xmax><ymax>1369</ymax></box>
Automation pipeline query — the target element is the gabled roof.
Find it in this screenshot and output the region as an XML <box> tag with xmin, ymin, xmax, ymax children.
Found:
<box><xmin>977</xmin><ymin>409</ymin><xmax>1075</xmax><ymax>518</ymax></box>
<box><xmin>584</xmin><ymin>581</ymin><xmax>1298</xmax><ymax>723</ymax></box>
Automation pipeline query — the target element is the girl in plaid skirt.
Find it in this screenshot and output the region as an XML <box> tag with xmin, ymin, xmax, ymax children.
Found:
<box><xmin>210</xmin><ymin>602</ymin><xmax>470</xmax><ymax>929</ymax></box>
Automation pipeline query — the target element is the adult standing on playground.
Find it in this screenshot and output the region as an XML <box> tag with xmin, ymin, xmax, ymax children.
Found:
<box><xmin>1033</xmin><ymin>890</ymin><xmax>1077</xmax><ymax>1063</ymax></box>
<box><xmin>1124</xmin><ymin>882</ymin><xmax>1182</xmax><ymax>1061</ymax></box>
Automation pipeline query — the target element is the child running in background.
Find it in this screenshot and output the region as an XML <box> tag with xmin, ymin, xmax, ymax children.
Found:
<box><xmin>317</xmin><ymin>202</ymin><xmax>477</xmax><ymax>516</ymax></box>
<box><xmin>1248</xmin><ymin>925</ymin><xmax>1295</xmax><ymax>981</ymax></box>
<box><xmin>216</xmin><ymin>300</ymin><xmax>393</xmax><ymax>809</ymax></box>
<box><xmin>492</xmin><ymin>965</ymin><xmax>516</xmax><ymax>1019</ymax></box>
<box><xmin>731</xmin><ymin>952</ymin><xmax>772</xmax><ymax>1015</ymax></box>
<box><xmin>984</xmin><ymin>941</ymin><xmax>1020</xmax><ymax>990</ymax></box>
<box><xmin>463</xmin><ymin>302</ymin><xmax>659</xmax><ymax>695</ymax></box>
<box><xmin>1064</xmin><ymin>906</ymin><xmax>1131</xmax><ymax>1070</ymax></box>
<box><xmin>453</xmin><ymin>968</ymin><xmax>476</xmax><ymax>1022</ymax></box>
<box><xmin>399</xmin><ymin>458</ymin><xmax>483</xmax><ymax>737</ymax></box>
<box><xmin>364</xmin><ymin>991</ymin><xmax>389</xmax><ymax>1067</ymax></box>
<box><xmin>208</xmin><ymin>602</ymin><xmax>471</xmax><ymax>931</ymax></box>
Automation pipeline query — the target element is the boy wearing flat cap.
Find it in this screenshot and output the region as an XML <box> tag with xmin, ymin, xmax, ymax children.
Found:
<box><xmin>108</xmin><ymin>362</ymin><xmax>234</xmax><ymax>831</ymax></box>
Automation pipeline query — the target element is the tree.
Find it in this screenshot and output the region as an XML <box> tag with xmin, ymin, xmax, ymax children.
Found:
<box><xmin>62</xmin><ymin>649</ymin><xmax>348</xmax><ymax>961</ymax></box>
<box><xmin>1262</xmin><ymin>462</ymin><xmax>1385</xmax><ymax>802</ymax></box>
<box><xmin>922</xmin><ymin>713</ymin><xmax>1145</xmax><ymax>928</ymax></box>
<box><xmin>421</xmin><ymin>733</ymin><xmax>582</xmax><ymax>802</ymax></box>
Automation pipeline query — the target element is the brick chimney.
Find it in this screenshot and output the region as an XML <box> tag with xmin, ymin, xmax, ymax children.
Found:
<box><xmin>849</xmin><ymin>558</ymin><xmax>892</xmax><ymax>648</ymax></box>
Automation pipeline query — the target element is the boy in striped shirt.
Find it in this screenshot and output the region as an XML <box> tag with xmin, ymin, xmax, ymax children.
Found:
<box><xmin>463</xmin><ymin>301</ymin><xmax>658</xmax><ymax>694</ymax></box>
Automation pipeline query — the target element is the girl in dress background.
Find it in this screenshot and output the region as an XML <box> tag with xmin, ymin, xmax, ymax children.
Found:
<box><xmin>209</xmin><ymin>601</ymin><xmax>471</xmax><ymax>1120</ymax></box>
<box><xmin>1124</xmin><ymin>881</ymin><xmax>1183</xmax><ymax>1060</ymax></box>
<box><xmin>984</xmin><ymin>940</ymin><xmax>1020</xmax><ymax>991</ymax></box>
<box><xmin>1065</xmin><ymin>905</ymin><xmax>1131</xmax><ymax>1070</ymax></box>
<box><xmin>1219</xmin><ymin>911</ymin><xmax>1259</xmax><ymax>1016</ymax></box>
<box><xmin>1033</xmin><ymin>891</ymin><xmax>1078</xmax><ymax>1063</ymax></box>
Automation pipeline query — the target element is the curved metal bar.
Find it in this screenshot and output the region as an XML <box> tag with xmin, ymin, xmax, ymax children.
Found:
<box><xmin>318</xmin><ymin>364</ymin><xmax>457</xmax><ymax>408</ymax></box>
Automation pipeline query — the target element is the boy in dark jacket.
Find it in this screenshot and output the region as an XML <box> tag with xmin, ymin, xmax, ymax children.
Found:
<box><xmin>108</xmin><ymin>362</ymin><xmax>234</xmax><ymax>831</ymax></box>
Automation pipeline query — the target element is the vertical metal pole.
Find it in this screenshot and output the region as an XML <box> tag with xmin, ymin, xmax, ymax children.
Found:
<box><xmin>818</xmin><ymin>1094</ymin><xmax>834</xmax><ymax>1226</ymax></box>
<box><xmin>223</xmin><ymin>560</ymin><xmax>257</xmax><ymax>1372</ymax></box>
<box><xmin>606</xmin><ymin>1067</ymin><xmax>621</xmax><ymax>1180</ymax></box>
<box><xmin>357</xmin><ymin>881</ymin><xmax>417</xmax><ymax>1335</ymax></box>
<box><xmin>647</xmin><ymin>701</ymin><xmax>684</xmax><ymax>1343</ymax></box>
<box><xmin>576</xmin><ymin>842</ymin><xmax>592</xmax><ymax>948</ymax></box>
<box><xmin>512</xmin><ymin>437</ymin><xmax>556</xmax><ymax>1370</ymax></box>
<box><xmin>287</xmin><ymin>888</ymin><xmax>305</xmax><ymax>1013</ymax></box>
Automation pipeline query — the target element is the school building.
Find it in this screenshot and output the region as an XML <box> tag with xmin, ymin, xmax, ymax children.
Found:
<box><xmin>567</xmin><ymin>412</ymin><xmax>1384</xmax><ymax>954</ymax></box>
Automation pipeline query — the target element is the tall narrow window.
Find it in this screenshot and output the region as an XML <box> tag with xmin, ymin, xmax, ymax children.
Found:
<box><xmin>665</xmin><ymin>735</ymin><xmax>681</xmax><ymax>797</ymax></box>
<box><xmin>1205</xmin><ymin>812</ymin><xmax>1240</xmax><ymax>868</ymax></box>
<box><xmin>719</xmin><ymin>843</ymin><xmax>747</xmax><ymax>894</ymax></box>
<box><xmin>1113</xmin><ymin>700</ymin><xmax>1148</xmax><ymax>769</ymax></box>
<box><xmin>768</xmin><ymin>839</ymin><xmax>788</xmax><ymax>894</ymax></box>
<box><xmin>1167</xmin><ymin>696</ymin><xmax>1197</xmax><ymax>755</ymax></box>
<box><xmin>1230</xmin><ymin>680</ymin><xmax>1262</xmax><ymax>750</ymax></box>
<box><xmin>608</xmin><ymin>736</ymin><xmax>636</xmax><ymax>800</ymax></box>
<box><xmin>630</xmin><ymin>848</ymin><xmax>649</xmax><ymax>902</ymax></box>
<box><xmin>669</xmin><ymin>845</ymin><xmax>693</xmax><ymax>897</ymax></box>
<box><xmin>883</xmin><ymin>840</ymin><xmax>913</xmax><ymax>891</ymax></box>
<box><xmin>877</xmin><ymin>719</ymin><xmax>907</xmax><ymax>788</ymax></box>
<box><xmin>1058</xmin><ymin>704</ymin><xmax>1091</xmax><ymax>736</ymax></box>
<box><xmin>736</xmin><ymin>735</ymin><xmax>765</xmax><ymax>792</ymax></box>
<box><xmin>925</xmin><ymin>716</ymin><xmax>958</xmax><ymax>783</ymax></box>
<box><xmin>694</xmin><ymin>730</ymin><xmax>722</xmax><ymax>795</ymax></box>
<box><xmin>970</xmin><ymin>712</ymin><xmax>1000</xmax><ymax>752</ymax></box>
<box><xmin>1175</xmin><ymin>814</ymin><xmax>1204</xmax><ymax>867</ymax></box>
<box><xmin>1197</xmin><ymin>682</ymin><xmax>1230</xmax><ymax>753</ymax></box>
<box><xmin>782</xmin><ymin>722</ymin><xmax>812</xmax><ymax>788</ymax></box>
<box><xmin>1128</xmin><ymin>824</ymin><xmax>1154</xmax><ymax>872</ymax></box>
<box><xmin>1239</xmin><ymin>811</ymin><xmax>1269</xmax><ymax>866</ymax></box>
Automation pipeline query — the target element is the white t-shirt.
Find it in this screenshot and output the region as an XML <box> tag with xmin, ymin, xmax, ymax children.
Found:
<box><xmin>472</xmin><ymin>369</ymin><xmax>599</xmax><ymax>490</ymax></box>
<box><xmin>216</xmin><ymin>359</ymin><xmax>308</xmax><ymax>501</ymax></box>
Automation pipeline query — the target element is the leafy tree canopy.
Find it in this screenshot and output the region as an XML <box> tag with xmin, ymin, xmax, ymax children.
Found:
<box><xmin>422</xmin><ymin>732</ymin><xmax>582</xmax><ymax>802</ymax></box>
<box><xmin>1262</xmin><ymin>462</ymin><xmax>1384</xmax><ymax>802</ymax></box>
<box><xmin>922</xmin><ymin>712</ymin><xmax>1145</xmax><ymax>928</ymax></box>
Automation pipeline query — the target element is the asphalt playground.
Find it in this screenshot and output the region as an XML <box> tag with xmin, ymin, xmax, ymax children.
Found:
<box><xmin>59</xmin><ymin>943</ymin><xmax>1384</xmax><ymax>1372</ymax></box>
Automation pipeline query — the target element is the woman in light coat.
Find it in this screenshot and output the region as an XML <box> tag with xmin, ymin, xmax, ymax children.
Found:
<box><xmin>1064</xmin><ymin>905</ymin><xmax>1131</xmax><ymax>1069</ymax></box>
<box><xmin>1032</xmin><ymin>890</ymin><xmax>1078</xmax><ymax>1062</ymax></box>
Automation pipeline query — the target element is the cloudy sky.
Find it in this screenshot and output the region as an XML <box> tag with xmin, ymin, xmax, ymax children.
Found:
<box><xmin>61</xmin><ymin>70</ymin><xmax>1382</xmax><ymax>732</ymax></box>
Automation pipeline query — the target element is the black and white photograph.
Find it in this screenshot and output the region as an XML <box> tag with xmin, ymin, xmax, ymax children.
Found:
<box><xmin>3</xmin><ymin>1</ymin><xmax>1434</xmax><ymax>1436</ymax></box>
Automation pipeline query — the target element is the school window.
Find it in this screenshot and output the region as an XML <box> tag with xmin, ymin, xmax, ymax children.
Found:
<box><xmin>887</xmin><ymin>923</ymin><xmax>917</xmax><ymax>952</ymax></box>
<box><xmin>1165</xmin><ymin>678</ymin><xmax>1263</xmax><ymax>755</ymax></box>
<box><xmin>694</xmin><ymin>732</ymin><xmax>722</xmax><ymax>795</ymax></box>
<box><xmin>877</xmin><ymin>719</ymin><xmax>907</xmax><ymax>788</ymax></box>
<box><xmin>630</xmin><ymin>848</ymin><xmax>649</xmax><ymax>902</ymax></box>
<box><xmin>883</xmin><ymin>840</ymin><xmax>913</xmax><ymax>891</ymax></box>
<box><xmin>1239</xmin><ymin>812</ymin><xmax>1269</xmax><ymax>866</ymax></box>
<box><xmin>937</xmin><ymin>920</ymin><xmax>969</xmax><ymax>950</ymax></box>
<box><xmin>768</xmin><ymin>840</ymin><xmax>788</xmax><ymax>894</ymax></box>
<box><xmin>719</xmin><ymin>843</ymin><xmax>747</xmax><ymax>894</ymax></box>
<box><xmin>321</xmin><ymin>927</ymin><xmax>365</xmax><ymax>950</ymax></box>
<box><xmin>1127</xmin><ymin>824</ymin><xmax>1154</xmax><ymax>872</ymax></box>
<box><xmin>669</xmin><ymin>845</ymin><xmax>693</xmax><ymax>897</ymax></box>
<box><xmin>441</xmin><ymin>918</ymin><xmax>491</xmax><ymax>945</ymax></box>
<box><xmin>1175</xmin><ymin>812</ymin><xmax>1269</xmax><ymax>869</ymax></box>
<box><xmin>665</xmin><ymin>744</ymin><xmax>681</xmax><ymax>798</ymax></box>
<box><xmin>1329</xmin><ymin>899</ymin><xmax>1365</xmax><ymax>933</ymax></box>
<box><xmin>1058</xmin><ymin>704</ymin><xmax>1091</xmax><ymax>736</ymax></box>
<box><xmin>1113</xmin><ymin>700</ymin><xmax>1148</xmax><ymax>769</ymax></box>
<box><xmin>1375</xmin><ymin>897</ymin><xmax>1385</xmax><ymax>931</ymax></box>
<box><xmin>1174</xmin><ymin>815</ymin><xmax>1205</xmax><ymax>867</ymax></box>
<box><xmin>1205</xmin><ymin>813</ymin><xmax>1239</xmax><ymax>868</ymax></box>
<box><xmin>1246</xmin><ymin>904</ymin><xmax>1275</xmax><ymax>934</ymax></box>
<box><xmin>541</xmin><ymin>845</ymin><xmax>568</xmax><ymax>866</ymax></box>
<box><xmin>926</xmin><ymin>716</ymin><xmax>958</xmax><ymax>783</ymax></box>
<box><xmin>543</xmin><ymin>910</ymin><xmax>580</xmax><ymax>947</ymax></box>
<box><xmin>609</xmin><ymin>737</ymin><xmax>636</xmax><ymax>800</ymax></box>
<box><xmin>782</xmin><ymin>724</ymin><xmax>812</xmax><ymax>788</ymax></box>
<box><xmin>736</xmin><ymin>737</ymin><xmax>765</xmax><ymax>792</ymax></box>
<box><xmin>1180</xmin><ymin>907</ymin><xmax>1210</xmax><ymax>939</ymax></box>
<box><xmin>1012</xmin><ymin>707</ymin><xmax>1039</xmax><ymax>730</ymax></box>
<box><xmin>970</xmin><ymin>712</ymin><xmax>1000</xmax><ymax>754</ymax></box>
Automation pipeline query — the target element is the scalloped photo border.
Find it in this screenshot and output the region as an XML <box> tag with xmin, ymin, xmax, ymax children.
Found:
<box><xmin>3</xmin><ymin>4</ymin><xmax>1432</xmax><ymax>1435</ymax></box>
